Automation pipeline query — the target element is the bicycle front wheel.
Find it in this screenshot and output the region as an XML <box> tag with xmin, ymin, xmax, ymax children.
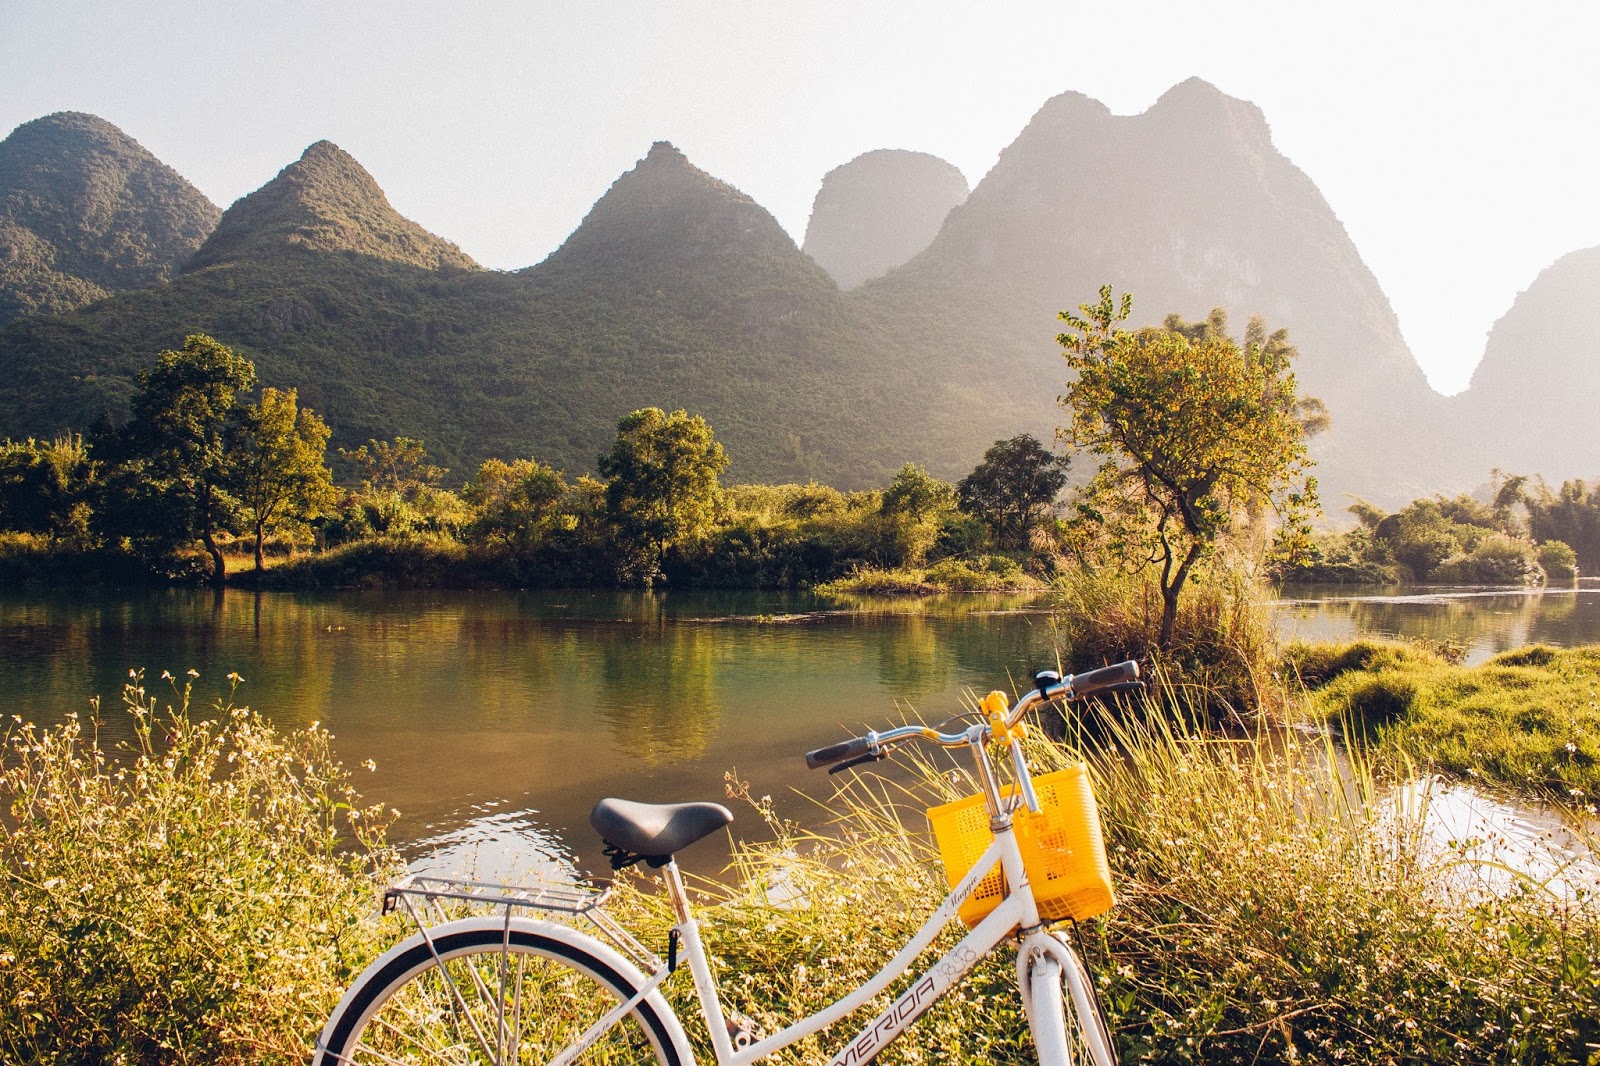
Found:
<box><xmin>315</xmin><ymin>920</ymin><xmax>685</xmax><ymax>1066</ymax></box>
<box><xmin>1025</xmin><ymin>942</ymin><xmax>1116</xmax><ymax>1066</ymax></box>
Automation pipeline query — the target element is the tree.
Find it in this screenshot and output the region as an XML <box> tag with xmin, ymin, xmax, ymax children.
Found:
<box><xmin>336</xmin><ymin>437</ymin><xmax>465</xmax><ymax>536</ymax></box>
<box><xmin>108</xmin><ymin>335</ymin><xmax>256</xmax><ymax>584</ymax></box>
<box><xmin>0</xmin><ymin>435</ymin><xmax>92</xmax><ymax>539</ymax></box>
<box><xmin>1058</xmin><ymin>287</ymin><xmax>1318</xmax><ymax>647</ymax></box>
<box><xmin>879</xmin><ymin>462</ymin><xmax>957</xmax><ymax>566</ymax></box>
<box><xmin>956</xmin><ymin>435</ymin><xmax>1070</xmax><ymax>548</ymax></box>
<box><xmin>229</xmin><ymin>387</ymin><xmax>335</xmax><ymax>574</ymax></box>
<box><xmin>598</xmin><ymin>408</ymin><xmax>728</xmax><ymax>580</ymax></box>
<box><xmin>463</xmin><ymin>457</ymin><xmax>570</xmax><ymax>546</ymax></box>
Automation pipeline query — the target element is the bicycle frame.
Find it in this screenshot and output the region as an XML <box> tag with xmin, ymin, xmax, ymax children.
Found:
<box><xmin>652</xmin><ymin>813</ymin><xmax>1052</xmax><ymax>1066</ymax></box>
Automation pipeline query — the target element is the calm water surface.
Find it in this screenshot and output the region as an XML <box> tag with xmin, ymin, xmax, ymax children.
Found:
<box><xmin>0</xmin><ymin>588</ymin><xmax>1063</xmax><ymax>877</ymax></box>
<box><xmin>4</xmin><ymin>583</ymin><xmax>1597</xmax><ymax>878</ymax></box>
<box><xmin>1271</xmin><ymin>581</ymin><xmax>1600</xmax><ymax>664</ymax></box>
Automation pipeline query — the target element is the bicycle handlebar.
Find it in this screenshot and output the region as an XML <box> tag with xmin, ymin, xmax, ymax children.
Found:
<box><xmin>803</xmin><ymin>659</ymin><xmax>1140</xmax><ymax>769</ymax></box>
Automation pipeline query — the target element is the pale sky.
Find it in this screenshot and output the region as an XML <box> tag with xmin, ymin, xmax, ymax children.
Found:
<box><xmin>4</xmin><ymin>0</ymin><xmax>1598</xmax><ymax>396</ymax></box>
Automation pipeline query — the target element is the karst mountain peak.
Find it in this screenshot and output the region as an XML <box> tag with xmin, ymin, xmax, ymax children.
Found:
<box><xmin>186</xmin><ymin>139</ymin><xmax>477</xmax><ymax>273</ymax></box>
<box><xmin>0</xmin><ymin>111</ymin><xmax>220</xmax><ymax>323</ymax></box>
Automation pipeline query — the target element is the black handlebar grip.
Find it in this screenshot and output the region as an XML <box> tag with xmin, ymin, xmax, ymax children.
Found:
<box><xmin>805</xmin><ymin>735</ymin><xmax>871</xmax><ymax>769</ymax></box>
<box><xmin>1070</xmin><ymin>660</ymin><xmax>1140</xmax><ymax>697</ymax></box>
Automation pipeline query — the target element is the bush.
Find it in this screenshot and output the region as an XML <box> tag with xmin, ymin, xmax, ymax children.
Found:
<box><xmin>1428</xmin><ymin>533</ymin><xmax>1542</xmax><ymax>585</ymax></box>
<box><xmin>263</xmin><ymin>533</ymin><xmax>466</xmax><ymax>589</ymax></box>
<box><xmin>0</xmin><ymin>674</ymin><xmax>396</xmax><ymax>1064</ymax></box>
<box><xmin>1537</xmin><ymin>539</ymin><xmax>1579</xmax><ymax>582</ymax></box>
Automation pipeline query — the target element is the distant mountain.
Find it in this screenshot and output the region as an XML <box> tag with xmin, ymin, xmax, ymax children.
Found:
<box><xmin>863</xmin><ymin>78</ymin><xmax>1456</xmax><ymax>501</ymax></box>
<box><xmin>1451</xmin><ymin>247</ymin><xmax>1600</xmax><ymax>481</ymax></box>
<box><xmin>802</xmin><ymin>150</ymin><xmax>968</xmax><ymax>289</ymax></box>
<box><xmin>0</xmin><ymin>139</ymin><xmax>987</xmax><ymax>486</ymax></box>
<box><xmin>186</xmin><ymin>140</ymin><xmax>475</xmax><ymax>272</ymax></box>
<box><xmin>1</xmin><ymin>89</ymin><xmax>1523</xmax><ymax>503</ymax></box>
<box><xmin>0</xmin><ymin>112</ymin><xmax>220</xmax><ymax>324</ymax></box>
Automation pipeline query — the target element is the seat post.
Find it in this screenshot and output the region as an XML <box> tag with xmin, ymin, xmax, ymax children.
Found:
<box><xmin>661</xmin><ymin>859</ymin><xmax>694</xmax><ymax>924</ymax></box>
<box><xmin>662</xmin><ymin>860</ymin><xmax>736</xmax><ymax>1063</ymax></box>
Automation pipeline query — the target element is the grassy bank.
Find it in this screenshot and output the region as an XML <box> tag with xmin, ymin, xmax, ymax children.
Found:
<box><xmin>4</xmin><ymin>663</ymin><xmax>1597</xmax><ymax>1063</ymax></box>
<box><xmin>1292</xmin><ymin>640</ymin><xmax>1600</xmax><ymax>800</ymax></box>
<box><xmin>815</xmin><ymin>556</ymin><xmax>1046</xmax><ymax>596</ymax></box>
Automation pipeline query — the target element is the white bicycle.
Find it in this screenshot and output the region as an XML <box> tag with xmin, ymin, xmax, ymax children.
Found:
<box><xmin>314</xmin><ymin>661</ymin><xmax>1139</xmax><ymax>1066</ymax></box>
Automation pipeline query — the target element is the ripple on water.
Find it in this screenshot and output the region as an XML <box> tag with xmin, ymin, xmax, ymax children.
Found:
<box><xmin>404</xmin><ymin>801</ymin><xmax>580</xmax><ymax>886</ymax></box>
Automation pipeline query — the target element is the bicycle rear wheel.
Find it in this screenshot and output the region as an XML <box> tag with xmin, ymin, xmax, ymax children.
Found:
<box><xmin>315</xmin><ymin>921</ymin><xmax>683</xmax><ymax>1066</ymax></box>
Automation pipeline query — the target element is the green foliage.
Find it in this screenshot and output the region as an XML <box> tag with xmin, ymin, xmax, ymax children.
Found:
<box><xmin>1284</xmin><ymin>477</ymin><xmax>1581</xmax><ymax>586</ymax></box>
<box><xmin>1429</xmin><ymin>532</ymin><xmax>1541</xmax><ymax>585</ymax></box>
<box><xmin>0</xmin><ymin>435</ymin><xmax>91</xmax><ymax>539</ymax></box>
<box><xmin>336</xmin><ymin>437</ymin><xmax>467</xmax><ymax>539</ymax></box>
<box><xmin>96</xmin><ymin>335</ymin><xmax>257</xmax><ymax>583</ymax></box>
<box><xmin>599</xmin><ymin>408</ymin><xmax>729</xmax><ymax>580</ymax></box>
<box><xmin>462</xmin><ymin>457</ymin><xmax>570</xmax><ymax>547</ymax></box>
<box><xmin>229</xmin><ymin>387</ymin><xmax>335</xmax><ymax>574</ymax></box>
<box><xmin>0</xmin><ymin>674</ymin><xmax>396</xmax><ymax>1063</ymax></box>
<box><xmin>1058</xmin><ymin>289</ymin><xmax>1317</xmax><ymax>647</ymax></box>
<box><xmin>1537</xmin><ymin>538</ymin><xmax>1579</xmax><ymax>582</ymax></box>
<box><xmin>955</xmin><ymin>434</ymin><xmax>1069</xmax><ymax>549</ymax></box>
<box><xmin>1527</xmin><ymin>478</ymin><xmax>1600</xmax><ymax>574</ymax></box>
<box><xmin>879</xmin><ymin>462</ymin><xmax>957</xmax><ymax>567</ymax></box>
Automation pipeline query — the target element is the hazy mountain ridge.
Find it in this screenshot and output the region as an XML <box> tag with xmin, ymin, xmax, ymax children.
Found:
<box><xmin>859</xmin><ymin>78</ymin><xmax>1455</xmax><ymax>500</ymax></box>
<box><xmin>0</xmin><ymin>85</ymin><xmax>1590</xmax><ymax>500</ymax></box>
<box><xmin>0</xmin><ymin>112</ymin><xmax>220</xmax><ymax>324</ymax></box>
<box><xmin>802</xmin><ymin>149</ymin><xmax>969</xmax><ymax>289</ymax></box>
<box><xmin>1450</xmin><ymin>245</ymin><xmax>1600</xmax><ymax>481</ymax></box>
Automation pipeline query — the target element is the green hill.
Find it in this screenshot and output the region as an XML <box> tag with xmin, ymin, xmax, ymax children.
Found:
<box><xmin>0</xmin><ymin>112</ymin><xmax>220</xmax><ymax>324</ymax></box>
<box><xmin>0</xmin><ymin>138</ymin><xmax>1019</xmax><ymax>486</ymax></box>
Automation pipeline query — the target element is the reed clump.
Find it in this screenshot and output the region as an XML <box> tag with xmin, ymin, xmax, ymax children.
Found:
<box><xmin>0</xmin><ymin>675</ymin><xmax>399</xmax><ymax>1064</ymax></box>
<box><xmin>603</xmin><ymin>693</ymin><xmax>1600</xmax><ymax>1065</ymax></box>
<box><xmin>1050</xmin><ymin>568</ymin><xmax>1283</xmax><ymax>722</ymax></box>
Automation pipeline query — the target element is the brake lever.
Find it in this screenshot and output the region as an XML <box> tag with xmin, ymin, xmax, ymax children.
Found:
<box><xmin>827</xmin><ymin>750</ymin><xmax>886</xmax><ymax>775</ymax></box>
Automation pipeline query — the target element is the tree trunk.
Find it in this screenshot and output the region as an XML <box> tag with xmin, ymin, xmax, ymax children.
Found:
<box><xmin>254</xmin><ymin>518</ymin><xmax>266</xmax><ymax>574</ymax></box>
<box><xmin>201</xmin><ymin>482</ymin><xmax>227</xmax><ymax>587</ymax></box>
<box><xmin>1158</xmin><ymin>542</ymin><xmax>1206</xmax><ymax>649</ymax></box>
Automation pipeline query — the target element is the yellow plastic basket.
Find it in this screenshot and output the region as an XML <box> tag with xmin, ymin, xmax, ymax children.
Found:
<box><xmin>927</xmin><ymin>763</ymin><xmax>1114</xmax><ymax>929</ymax></box>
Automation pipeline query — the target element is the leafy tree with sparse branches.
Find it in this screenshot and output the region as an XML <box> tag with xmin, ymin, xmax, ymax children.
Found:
<box><xmin>463</xmin><ymin>457</ymin><xmax>570</xmax><ymax>547</ymax></box>
<box><xmin>1058</xmin><ymin>287</ymin><xmax>1319</xmax><ymax>647</ymax></box>
<box><xmin>229</xmin><ymin>387</ymin><xmax>336</xmax><ymax>574</ymax></box>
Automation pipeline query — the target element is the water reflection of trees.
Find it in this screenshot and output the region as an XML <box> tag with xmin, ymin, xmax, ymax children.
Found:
<box><xmin>593</xmin><ymin>619</ymin><xmax>720</xmax><ymax>765</ymax></box>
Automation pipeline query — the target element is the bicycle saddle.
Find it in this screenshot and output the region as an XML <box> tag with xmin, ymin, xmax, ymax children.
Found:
<box><xmin>590</xmin><ymin>798</ymin><xmax>733</xmax><ymax>868</ymax></box>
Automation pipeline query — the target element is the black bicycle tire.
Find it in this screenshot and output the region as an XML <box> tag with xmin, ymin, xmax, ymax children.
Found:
<box><xmin>316</xmin><ymin>925</ymin><xmax>683</xmax><ymax>1066</ymax></box>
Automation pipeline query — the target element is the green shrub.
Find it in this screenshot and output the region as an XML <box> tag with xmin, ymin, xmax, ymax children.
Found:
<box><xmin>1429</xmin><ymin>533</ymin><xmax>1542</xmax><ymax>585</ymax></box>
<box><xmin>1537</xmin><ymin>539</ymin><xmax>1579</xmax><ymax>582</ymax></box>
<box><xmin>0</xmin><ymin>674</ymin><xmax>396</xmax><ymax>1064</ymax></box>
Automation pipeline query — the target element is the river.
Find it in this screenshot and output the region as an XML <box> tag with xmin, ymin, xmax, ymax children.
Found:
<box><xmin>2</xmin><ymin>583</ymin><xmax>1596</xmax><ymax>878</ymax></box>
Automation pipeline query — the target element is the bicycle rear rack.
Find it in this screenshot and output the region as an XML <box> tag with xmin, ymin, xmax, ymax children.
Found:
<box><xmin>383</xmin><ymin>873</ymin><xmax>660</xmax><ymax>972</ymax></box>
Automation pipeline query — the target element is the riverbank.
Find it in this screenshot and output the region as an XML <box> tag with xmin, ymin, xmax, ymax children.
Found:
<box><xmin>3</xmin><ymin>657</ymin><xmax>1596</xmax><ymax>1063</ymax></box>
